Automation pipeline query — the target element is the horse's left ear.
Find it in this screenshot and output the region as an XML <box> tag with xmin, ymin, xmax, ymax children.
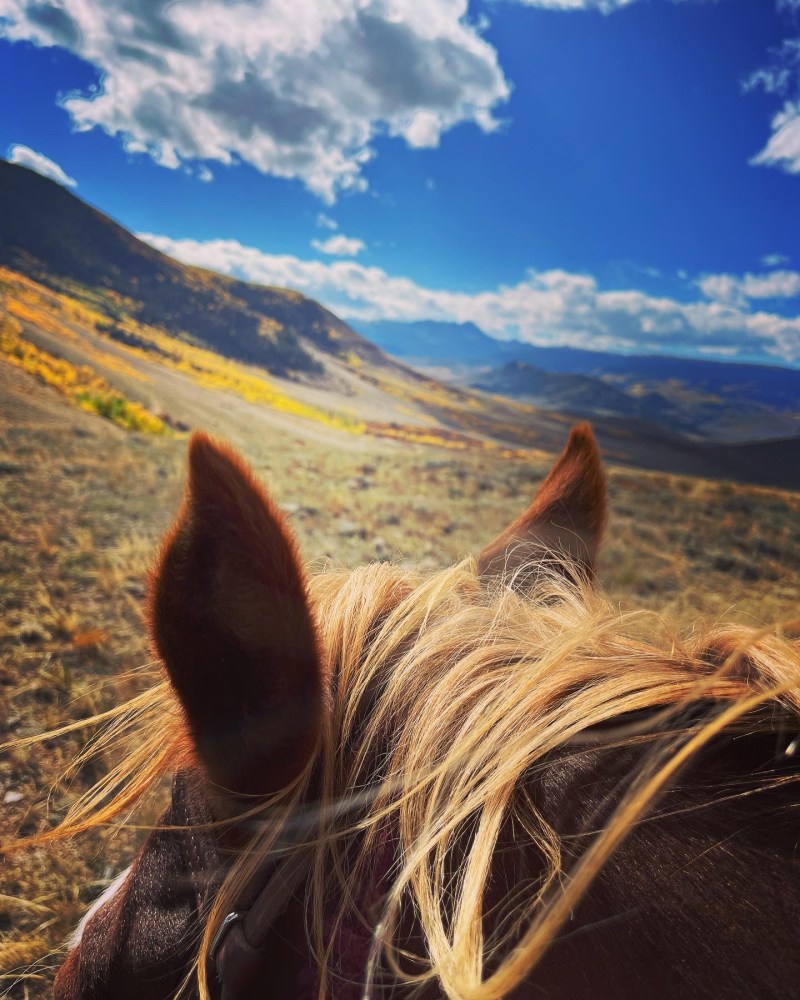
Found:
<box><xmin>148</xmin><ymin>433</ymin><xmax>322</xmax><ymax>798</ymax></box>
<box><xmin>478</xmin><ymin>422</ymin><xmax>607</xmax><ymax>583</ymax></box>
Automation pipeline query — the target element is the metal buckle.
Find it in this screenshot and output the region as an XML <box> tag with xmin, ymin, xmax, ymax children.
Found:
<box><xmin>209</xmin><ymin>910</ymin><xmax>247</xmax><ymax>965</ymax></box>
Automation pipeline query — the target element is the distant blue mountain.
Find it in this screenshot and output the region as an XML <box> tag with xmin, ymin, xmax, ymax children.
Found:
<box><xmin>356</xmin><ymin>320</ymin><xmax>800</xmax><ymax>414</ymax></box>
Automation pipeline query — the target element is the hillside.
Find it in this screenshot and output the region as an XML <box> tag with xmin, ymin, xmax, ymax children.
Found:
<box><xmin>473</xmin><ymin>361</ymin><xmax>646</xmax><ymax>419</ymax></box>
<box><xmin>0</xmin><ymin>159</ymin><xmax>388</xmax><ymax>377</ymax></box>
<box><xmin>470</xmin><ymin>360</ymin><xmax>792</xmax><ymax>441</ymax></box>
<box><xmin>2</xmin><ymin>161</ymin><xmax>800</xmax><ymax>489</ymax></box>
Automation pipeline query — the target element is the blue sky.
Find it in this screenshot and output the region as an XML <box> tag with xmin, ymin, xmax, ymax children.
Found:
<box><xmin>1</xmin><ymin>0</ymin><xmax>799</xmax><ymax>364</ymax></box>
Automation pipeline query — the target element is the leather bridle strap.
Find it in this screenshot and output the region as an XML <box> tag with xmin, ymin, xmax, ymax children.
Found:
<box><xmin>212</xmin><ymin>845</ymin><xmax>314</xmax><ymax>999</ymax></box>
<box><xmin>170</xmin><ymin>772</ymin><xmax>315</xmax><ymax>998</ymax></box>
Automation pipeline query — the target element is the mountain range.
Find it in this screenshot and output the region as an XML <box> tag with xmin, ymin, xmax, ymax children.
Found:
<box><xmin>357</xmin><ymin>320</ymin><xmax>800</xmax><ymax>442</ymax></box>
<box><xmin>2</xmin><ymin>159</ymin><xmax>800</xmax><ymax>489</ymax></box>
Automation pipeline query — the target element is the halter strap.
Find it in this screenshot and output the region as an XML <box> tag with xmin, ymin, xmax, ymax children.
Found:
<box><xmin>212</xmin><ymin>846</ymin><xmax>314</xmax><ymax>999</ymax></box>
<box><xmin>171</xmin><ymin>772</ymin><xmax>314</xmax><ymax>999</ymax></box>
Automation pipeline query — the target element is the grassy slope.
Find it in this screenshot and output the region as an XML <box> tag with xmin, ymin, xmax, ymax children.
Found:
<box><xmin>0</xmin><ymin>160</ymin><xmax>390</xmax><ymax>377</ymax></box>
<box><xmin>5</xmin><ymin>262</ymin><xmax>800</xmax><ymax>490</ymax></box>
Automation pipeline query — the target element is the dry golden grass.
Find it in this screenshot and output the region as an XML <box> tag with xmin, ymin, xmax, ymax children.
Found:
<box><xmin>0</xmin><ymin>269</ymin><xmax>603</xmax><ymax>458</ymax></box>
<box><xmin>0</xmin><ymin>313</ymin><xmax>167</xmax><ymax>436</ymax></box>
<box><xmin>1</xmin><ymin>343</ymin><xmax>799</xmax><ymax>996</ymax></box>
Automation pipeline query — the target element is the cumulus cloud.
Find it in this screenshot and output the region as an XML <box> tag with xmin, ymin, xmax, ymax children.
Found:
<box><xmin>311</xmin><ymin>234</ymin><xmax>366</xmax><ymax>256</ymax></box>
<box><xmin>7</xmin><ymin>143</ymin><xmax>77</xmax><ymax>187</ymax></box>
<box><xmin>139</xmin><ymin>232</ymin><xmax>800</xmax><ymax>362</ymax></box>
<box><xmin>316</xmin><ymin>213</ymin><xmax>338</xmax><ymax>231</ymax></box>
<box><xmin>0</xmin><ymin>0</ymin><xmax>510</xmax><ymax>202</ymax></box>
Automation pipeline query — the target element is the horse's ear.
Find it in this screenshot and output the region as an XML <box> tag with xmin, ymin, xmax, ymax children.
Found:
<box><xmin>477</xmin><ymin>422</ymin><xmax>607</xmax><ymax>584</ymax></box>
<box><xmin>148</xmin><ymin>433</ymin><xmax>322</xmax><ymax>798</ymax></box>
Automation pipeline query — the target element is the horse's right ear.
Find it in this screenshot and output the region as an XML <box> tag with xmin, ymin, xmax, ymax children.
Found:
<box><xmin>148</xmin><ymin>433</ymin><xmax>322</xmax><ymax>798</ymax></box>
<box><xmin>477</xmin><ymin>422</ymin><xmax>607</xmax><ymax>584</ymax></box>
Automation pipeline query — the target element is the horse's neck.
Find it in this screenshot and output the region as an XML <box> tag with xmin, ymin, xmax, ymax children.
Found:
<box><xmin>513</xmin><ymin>734</ymin><xmax>800</xmax><ymax>1000</ymax></box>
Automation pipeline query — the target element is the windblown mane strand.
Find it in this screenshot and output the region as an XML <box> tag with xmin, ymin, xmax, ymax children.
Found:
<box><xmin>208</xmin><ymin>558</ymin><xmax>800</xmax><ymax>999</ymax></box>
<box><xmin>7</xmin><ymin>558</ymin><xmax>800</xmax><ymax>999</ymax></box>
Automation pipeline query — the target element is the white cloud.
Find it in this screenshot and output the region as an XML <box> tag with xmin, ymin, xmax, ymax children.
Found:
<box><xmin>316</xmin><ymin>213</ymin><xmax>338</xmax><ymax>230</ymax></box>
<box><xmin>311</xmin><ymin>234</ymin><xmax>366</xmax><ymax>256</ymax></box>
<box><xmin>698</xmin><ymin>269</ymin><xmax>800</xmax><ymax>307</ymax></box>
<box><xmin>744</xmin><ymin>9</ymin><xmax>800</xmax><ymax>174</ymax></box>
<box><xmin>762</xmin><ymin>252</ymin><xmax>790</xmax><ymax>267</ymax></box>
<box><xmin>695</xmin><ymin>345</ymin><xmax>742</xmax><ymax>357</ymax></box>
<box><xmin>697</xmin><ymin>273</ymin><xmax>742</xmax><ymax>305</ymax></box>
<box><xmin>7</xmin><ymin>143</ymin><xmax>77</xmax><ymax>187</ymax></box>
<box><xmin>740</xmin><ymin>271</ymin><xmax>800</xmax><ymax>299</ymax></box>
<box><xmin>750</xmin><ymin>102</ymin><xmax>800</xmax><ymax>174</ymax></box>
<box><xmin>139</xmin><ymin>232</ymin><xmax>800</xmax><ymax>363</ymax></box>
<box><xmin>196</xmin><ymin>164</ymin><xmax>214</xmax><ymax>183</ymax></box>
<box><xmin>404</xmin><ymin>110</ymin><xmax>447</xmax><ymax>149</ymax></box>
<box><xmin>506</xmin><ymin>0</ymin><xmax>638</xmax><ymax>9</ymax></box>
<box><xmin>0</xmin><ymin>0</ymin><xmax>509</xmax><ymax>202</ymax></box>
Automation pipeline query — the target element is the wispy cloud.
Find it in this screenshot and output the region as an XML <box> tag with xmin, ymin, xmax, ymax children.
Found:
<box><xmin>7</xmin><ymin>144</ymin><xmax>76</xmax><ymax>187</ymax></box>
<box><xmin>511</xmin><ymin>0</ymin><xmax>800</xmax><ymax>176</ymax></box>
<box><xmin>506</xmin><ymin>0</ymin><xmax>637</xmax><ymax>9</ymax></box>
<box><xmin>316</xmin><ymin>213</ymin><xmax>338</xmax><ymax>231</ymax></box>
<box><xmin>311</xmin><ymin>234</ymin><xmax>366</xmax><ymax>257</ymax></box>
<box><xmin>139</xmin><ymin>233</ymin><xmax>800</xmax><ymax>363</ymax></box>
<box><xmin>744</xmin><ymin>5</ymin><xmax>800</xmax><ymax>173</ymax></box>
<box><xmin>762</xmin><ymin>252</ymin><xmax>791</xmax><ymax>267</ymax></box>
<box><xmin>750</xmin><ymin>102</ymin><xmax>800</xmax><ymax>174</ymax></box>
<box><xmin>0</xmin><ymin>0</ymin><xmax>509</xmax><ymax>202</ymax></box>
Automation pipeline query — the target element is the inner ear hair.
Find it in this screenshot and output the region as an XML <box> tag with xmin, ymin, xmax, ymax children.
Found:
<box><xmin>148</xmin><ymin>433</ymin><xmax>323</xmax><ymax>798</ymax></box>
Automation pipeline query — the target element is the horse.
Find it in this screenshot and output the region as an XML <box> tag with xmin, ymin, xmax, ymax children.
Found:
<box><xmin>11</xmin><ymin>423</ymin><xmax>800</xmax><ymax>999</ymax></box>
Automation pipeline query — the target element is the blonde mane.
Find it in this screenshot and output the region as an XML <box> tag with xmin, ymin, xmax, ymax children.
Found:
<box><xmin>14</xmin><ymin>557</ymin><xmax>800</xmax><ymax>999</ymax></box>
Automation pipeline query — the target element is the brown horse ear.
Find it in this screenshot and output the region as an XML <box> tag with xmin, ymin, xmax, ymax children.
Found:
<box><xmin>477</xmin><ymin>422</ymin><xmax>607</xmax><ymax>584</ymax></box>
<box><xmin>148</xmin><ymin>433</ymin><xmax>322</xmax><ymax>797</ymax></box>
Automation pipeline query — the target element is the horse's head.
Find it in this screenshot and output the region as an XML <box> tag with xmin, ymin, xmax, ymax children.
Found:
<box><xmin>52</xmin><ymin>426</ymin><xmax>800</xmax><ymax>1000</ymax></box>
<box><xmin>53</xmin><ymin>424</ymin><xmax>606</xmax><ymax>999</ymax></box>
